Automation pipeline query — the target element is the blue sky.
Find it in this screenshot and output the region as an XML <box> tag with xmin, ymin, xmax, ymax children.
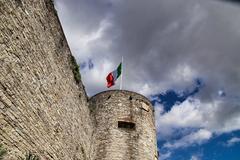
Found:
<box><xmin>159</xmin><ymin>130</ymin><xmax>240</xmax><ymax>160</ymax></box>
<box><xmin>151</xmin><ymin>83</ymin><xmax>240</xmax><ymax>160</ymax></box>
<box><xmin>55</xmin><ymin>0</ymin><xmax>240</xmax><ymax>159</ymax></box>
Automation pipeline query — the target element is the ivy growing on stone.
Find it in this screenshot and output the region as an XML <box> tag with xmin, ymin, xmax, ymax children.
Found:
<box><xmin>70</xmin><ymin>55</ymin><xmax>81</xmax><ymax>84</ymax></box>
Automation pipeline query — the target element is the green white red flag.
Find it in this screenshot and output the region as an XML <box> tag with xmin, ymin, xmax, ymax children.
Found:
<box><xmin>106</xmin><ymin>63</ymin><xmax>122</xmax><ymax>88</ymax></box>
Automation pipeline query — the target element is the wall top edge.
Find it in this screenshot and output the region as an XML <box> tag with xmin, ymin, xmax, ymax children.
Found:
<box><xmin>89</xmin><ymin>90</ymin><xmax>152</xmax><ymax>106</ymax></box>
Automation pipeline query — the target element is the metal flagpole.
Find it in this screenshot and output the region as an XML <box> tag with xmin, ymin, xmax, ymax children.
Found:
<box><xmin>120</xmin><ymin>56</ymin><xmax>123</xmax><ymax>90</ymax></box>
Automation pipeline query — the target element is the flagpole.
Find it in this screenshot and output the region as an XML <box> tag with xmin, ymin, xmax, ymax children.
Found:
<box><xmin>120</xmin><ymin>56</ymin><xmax>123</xmax><ymax>90</ymax></box>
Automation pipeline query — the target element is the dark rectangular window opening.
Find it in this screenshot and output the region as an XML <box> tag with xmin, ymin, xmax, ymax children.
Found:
<box><xmin>118</xmin><ymin>121</ymin><xmax>136</xmax><ymax>130</ymax></box>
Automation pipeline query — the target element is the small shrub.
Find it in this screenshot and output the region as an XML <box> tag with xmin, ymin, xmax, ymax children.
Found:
<box><xmin>0</xmin><ymin>144</ymin><xmax>7</xmax><ymax>160</ymax></box>
<box><xmin>70</xmin><ymin>55</ymin><xmax>81</xmax><ymax>84</ymax></box>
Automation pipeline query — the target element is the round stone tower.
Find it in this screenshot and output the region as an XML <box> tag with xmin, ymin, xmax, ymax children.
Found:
<box><xmin>89</xmin><ymin>90</ymin><xmax>158</xmax><ymax>160</ymax></box>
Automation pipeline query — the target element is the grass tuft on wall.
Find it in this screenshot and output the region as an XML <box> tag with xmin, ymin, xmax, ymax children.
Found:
<box><xmin>70</xmin><ymin>55</ymin><xmax>81</xmax><ymax>84</ymax></box>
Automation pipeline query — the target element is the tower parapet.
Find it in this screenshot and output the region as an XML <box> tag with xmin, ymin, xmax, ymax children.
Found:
<box><xmin>89</xmin><ymin>90</ymin><xmax>158</xmax><ymax>160</ymax></box>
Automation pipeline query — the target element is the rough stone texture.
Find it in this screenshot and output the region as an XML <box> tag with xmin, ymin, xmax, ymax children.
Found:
<box><xmin>0</xmin><ymin>1</ymin><xmax>157</xmax><ymax>160</ymax></box>
<box><xmin>0</xmin><ymin>0</ymin><xmax>94</xmax><ymax>159</ymax></box>
<box><xmin>89</xmin><ymin>90</ymin><xmax>158</xmax><ymax>160</ymax></box>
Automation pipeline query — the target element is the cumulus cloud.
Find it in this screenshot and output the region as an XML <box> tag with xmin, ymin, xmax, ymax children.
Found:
<box><xmin>226</xmin><ymin>137</ymin><xmax>240</xmax><ymax>146</ymax></box>
<box><xmin>155</xmin><ymin>97</ymin><xmax>240</xmax><ymax>139</ymax></box>
<box><xmin>163</xmin><ymin>129</ymin><xmax>212</xmax><ymax>149</ymax></box>
<box><xmin>160</xmin><ymin>151</ymin><xmax>172</xmax><ymax>160</ymax></box>
<box><xmin>56</xmin><ymin>0</ymin><xmax>240</xmax><ymax>98</ymax></box>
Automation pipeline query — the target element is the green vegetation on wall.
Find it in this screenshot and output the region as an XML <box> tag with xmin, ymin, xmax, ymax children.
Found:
<box><xmin>0</xmin><ymin>144</ymin><xmax>7</xmax><ymax>160</ymax></box>
<box><xmin>70</xmin><ymin>55</ymin><xmax>81</xmax><ymax>84</ymax></box>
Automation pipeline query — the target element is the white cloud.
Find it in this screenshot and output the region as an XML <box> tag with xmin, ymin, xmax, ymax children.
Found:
<box><xmin>190</xmin><ymin>155</ymin><xmax>201</xmax><ymax>160</ymax></box>
<box><xmin>160</xmin><ymin>151</ymin><xmax>172</xmax><ymax>160</ymax></box>
<box><xmin>157</xmin><ymin>99</ymin><xmax>204</xmax><ymax>129</ymax></box>
<box><xmin>155</xmin><ymin>104</ymin><xmax>175</xmax><ymax>138</ymax></box>
<box><xmin>163</xmin><ymin>129</ymin><xmax>212</xmax><ymax>149</ymax></box>
<box><xmin>138</xmin><ymin>83</ymin><xmax>151</xmax><ymax>96</ymax></box>
<box><xmin>56</xmin><ymin>0</ymin><xmax>240</xmax><ymax>103</ymax></box>
<box><xmin>75</xmin><ymin>19</ymin><xmax>112</xmax><ymax>55</ymax></box>
<box><xmin>226</xmin><ymin>137</ymin><xmax>240</xmax><ymax>147</ymax></box>
<box><xmin>169</xmin><ymin>64</ymin><xmax>198</xmax><ymax>87</ymax></box>
<box><xmin>80</xmin><ymin>59</ymin><xmax>117</xmax><ymax>95</ymax></box>
<box><xmin>156</xmin><ymin>97</ymin><xmax>240</xmax><ymax>141</ymax></box>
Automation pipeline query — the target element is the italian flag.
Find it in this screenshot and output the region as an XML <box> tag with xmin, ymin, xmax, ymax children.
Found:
<box><xmin>106</xmin><ymin>63</ymin><xmax>122</xmax><ymax>88</ymax></box>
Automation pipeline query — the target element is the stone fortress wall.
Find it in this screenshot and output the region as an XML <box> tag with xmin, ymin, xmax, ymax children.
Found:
<box><xmin>0</xmin><ymin>0</ymin><xmax>94</xmax><ymax>159</ymax></box>
<box><xmin>0</xmin><ymin>0</ymin><xmax>157</xmax><ymax>159</ymax></box>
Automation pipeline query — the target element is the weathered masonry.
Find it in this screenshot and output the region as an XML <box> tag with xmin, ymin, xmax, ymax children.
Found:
<box><xmin>0</xmin><ymin>0</ymin><xmax>158</xmax><ymax>159</ymax></box>
<box><xmin>89</xmin><ymin>90</ymin><xmax>158</xmax><ymax>160</ymax></box>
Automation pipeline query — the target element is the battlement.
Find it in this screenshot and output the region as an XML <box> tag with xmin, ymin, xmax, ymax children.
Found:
<box><xmin>90</xmin><ymin>90</ymin><xmax>152</xmax><ymax>106</ymax></box>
